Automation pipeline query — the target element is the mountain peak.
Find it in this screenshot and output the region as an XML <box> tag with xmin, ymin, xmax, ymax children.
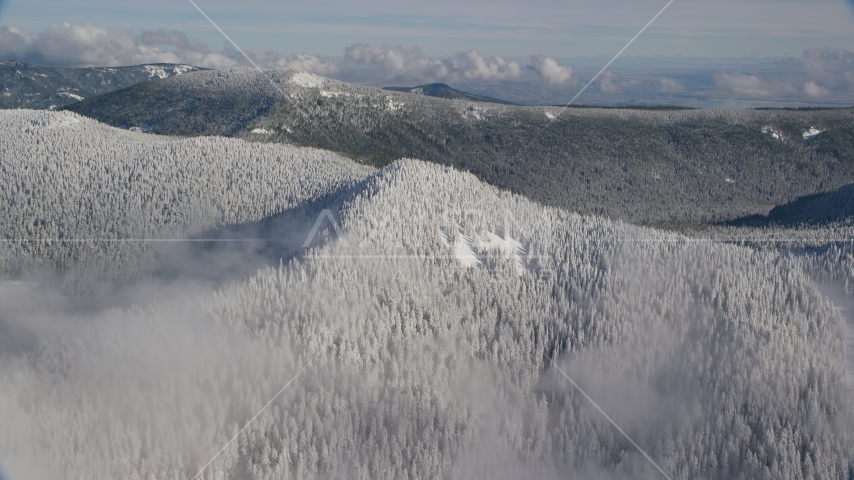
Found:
<box><xmin>383</xmin><ymin>83</ymin><xmax>516</xmax><ymax>105</ymax></box>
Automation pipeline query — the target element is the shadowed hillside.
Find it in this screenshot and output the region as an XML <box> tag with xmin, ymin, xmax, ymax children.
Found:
<box><xmin>728</xmin><ymin>183</ymin><xmax>854</xmax><ymax>227</ymax></box>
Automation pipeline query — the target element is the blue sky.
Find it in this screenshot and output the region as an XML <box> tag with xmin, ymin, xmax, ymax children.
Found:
<box><xmin>1</xmin><ymin>0</ymin><xmax>853</xmax><ymax>105</ymax></box>
<box><xmin>3</xmin><ymin>0</ymin><xmax>853</xmax><ymax>57</ymax></box>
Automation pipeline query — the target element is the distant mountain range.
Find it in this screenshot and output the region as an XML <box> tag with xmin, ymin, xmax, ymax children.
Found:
<box><xmin>63</xmin><ymin>67</ymin><xmax>854</xmax><ymax>226</ymax></box>
<box><xmin>0</xmin><ymin>61</ymin><xmax>202</xmax><ymax>109</ymax></box>
<box><xmin>383</xmin><ymin>83</ymin><xmax>516</xmax><ymax>105</ymax></box>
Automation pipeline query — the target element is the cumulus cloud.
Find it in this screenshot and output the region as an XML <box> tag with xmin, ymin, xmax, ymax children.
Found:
<box><xmin>344</xmin><ymin>44</ymin><xmax>521</xmax><ymax>82</ymax></box>
<box><xmin>0</xmin><ymin>23</ymin><xmax>337</xmax><ymax>74</ymax></box>
<box><xmin>0</xmin><ymin>23</ymin><xmax>234</xmax><ymax>68</ymax></box>
<box><xmin>244</xmin><ymin>51</ymin><xmax>339</xmax><ymax>75</ymax></box>
<box><xmin>659</xmin><ymin>77</ymin><xmax>684</xmax><ymax>93</ymax></box>
<box><xmin>7</xmin><ymin>22</ymin><xmax>851</xmax><ymax>106</ymax></box>
<box><xmin>798</xmin><ymin>48</ymin><xmax>854</xmax><ymax>91</ymax></box>
<box><xmin>714</xmin><ymin>72</ymin><xmax>771</xmax><ymax>96</ymax></box>
<box><xmin>344</xmin><ymin>44</ymin><xmax>454</xmax><ymax>80</ymax></box>
<box><xmin>801</xmin><ymin>47</ymin><xmax>854</xmax><ymax>72</ymax></box>
<box><xmin>598</xmin><ymin>71</ymin><xmax>639</xmax><ymax>94</ymax></box>
<box><xmin>459</xmin><ymin>49</ymin><xmax>521</xmax><ymax>81</ymax></box>
<box><xmin>0</xmin><ymin>23</ymin><xmax>124</xmax><ymax>67</ymax></box>
<box><xmin>139</xmin><ymin>28</ymin><xmax>211</xmax><ymax>54</ymax></box>
<box><xmin>803</xmin><ymin>80</ymin><xmax>829</xmax><ymax>97</ymax></box>
<box><xmin>529</xmin><ymin>56</ymin><xmax>572</xmax><ymax>86</ymax></box>
<box><xmin>713</xmin><ymin>48</ymin><xmax>854</xmax><ymax>101</ymax></box>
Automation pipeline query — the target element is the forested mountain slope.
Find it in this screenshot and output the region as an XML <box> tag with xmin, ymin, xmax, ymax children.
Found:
<box><xmin>728</xmin><ymin>183</ymin><xmax>854</xmax><ymax>227</ymax></box>
<box><xmin>0</xmin><ymin>110</ymin><xmax>374</xmax><ymax>291</ymax></box>
<box><xmin>1</xmin><ymin>112</ymin><xmax>853</xmax><ymax>479</ymax></box>
<box><xmin>64</xmin><ymin>67</ymin><xmax>854</xmax><ymax>225</ymax></box>
<box><xmin>0</xmin><ymin>60</ymin><xmax>202</xmax><ymax>109</ymax></box>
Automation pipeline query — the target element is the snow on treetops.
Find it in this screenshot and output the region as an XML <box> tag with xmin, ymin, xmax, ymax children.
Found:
<box><xmin>0</xmin><ymin>110</ymin><xmax>853</xmax><ymax>480</ymax></box>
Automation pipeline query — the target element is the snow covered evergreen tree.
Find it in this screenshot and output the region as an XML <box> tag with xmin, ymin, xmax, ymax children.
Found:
<box><xmin>1</xmin><ymin>113</ymin><xmax>852</xmax><ymax>479</ymax></box>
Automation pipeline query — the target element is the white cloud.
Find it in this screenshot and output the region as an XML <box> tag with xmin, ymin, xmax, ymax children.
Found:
<box><xmin>797</xmin><ymin>48</ymin><xmax>854</xmax><ymax>92</ymax></box>
<box><xmin>713</xmin><ymin>73</ymin><xmax>770</xmax><ymax>96</ymax></box>
<box><xmin>713</xmin><ymin>50</ymin><xmax>854</xmax><ymax>100</ymax></box>
<box><xmin>0</xmin><ymin>23</ymin><xmax>242</xmax><ymax>68</ymax></box>
<box><xmin>344</xmin><ymin>44</ymin><xmax>521</xmax><ymax>82</ymax></box>
<box><xmin>801</xmin><ymin>47</ymin><xmax>854</xmax><ymax>73</ymax></box>
<box><xmin>139</xmin><ymin>28</ymin><xmax>211</xmax><ymax>54</ymax></box>
<box><xmin>530</xmin><ymin>56</ymin><xmax>572</xmax><ymax>86</ymax></box>
<box><xmin>4</xmin><ymin>23</ymin><xmax>852</xmax><ymax>106</ymax></box>
<box><xmin>0</xmin><ymin>23</ymin><xmax>338</xmax><ymax>74</ymax></box>
<box><xmin>344</xmin><ymin>44</ymin><xmax>455</xmax><ymax>80</ymax></box>
<box><xmin>803</xmin><ymin>81</ymin><xmax>829</xmax><ymax>97</ymax></box>
<box><xmin>459</xmin><ymin>50</ymin><xmax>521</xmax><ymax>81</ymax></box>
<box><xmin>659</xmin><ymin>77</ymin><xmax>684</xmax><ymax>93</ymax></box>
<box><xmin>245</xmin><ymin>52</ymin><xmax>339</xmax><ymax>75</ymax></box>
<box><xmin>598</xmin><ymin>71</ymin><xmax>639</xmax><ymax>94</ymax></box>
<box><xmin>709</xmin><ymin>48</ymin><xmax>853</xmax><ymax>101</ymax></box>
<box><xmin>599</xmin><ymin>71</ymin><xmax>619</xmax><ymax>93</ymax></box>
<box><xmin>0</xmin><ymin>23</ymin><xmax>181</xmax><ymax>67</ymax></box>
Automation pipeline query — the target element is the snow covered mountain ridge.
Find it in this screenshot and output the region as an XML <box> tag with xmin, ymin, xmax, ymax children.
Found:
<box><xmin>1</xmin><ymin>111</ymin><xmax>853</xmax><ymax>479</ymax></box>
<box><xmin>63</xmin><ymin>67</ymin><xmax>854</xmax><ymax>226</ymax></box>
<box><xmin>0</xmin><ymin>60</ymin><xmax>202</xmax><ymax>109</ymax></box>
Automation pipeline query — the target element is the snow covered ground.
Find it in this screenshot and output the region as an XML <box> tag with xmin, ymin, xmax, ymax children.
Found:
<box><xmin>289</xmin><ymin>71</ymin><xmax>325</xmax><ymax>88</ymax></box>
<box><xmin>762</xmin><ymin>125</ymin><xmax>784</xmax><ymax>140</ymax></box>
<box><xmin>143</xmin><ymin>64</ymin><xmax>199</xmax><ymax>80</ymax></box>
<box><xmin>803</xmin><ymin>126</ymin><xmax>823</xmax><ymax>139</ymax></box>
<box><xmin>58</xmin><ymin>91</ymin><xmax>85</xmax><ymax>101</ymax></box>
<box><xmin>42</xmin><ymin>111</ymin><xmax>81</xmax><ymax>129</ymax></box>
